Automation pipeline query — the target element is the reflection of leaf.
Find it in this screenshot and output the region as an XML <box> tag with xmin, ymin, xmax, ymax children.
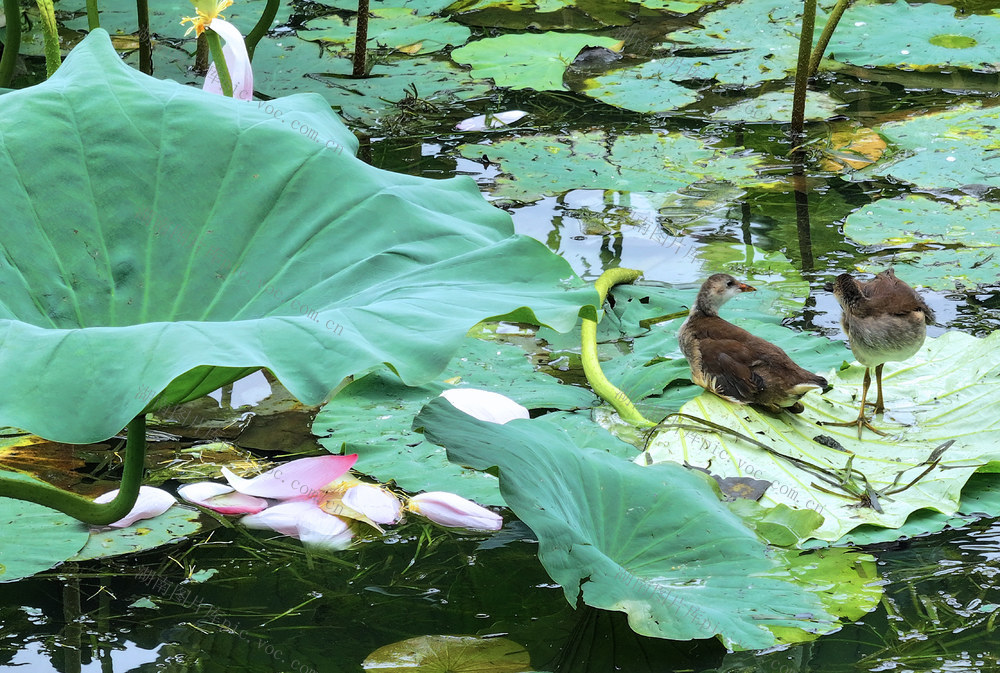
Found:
<box><xmin>0</xmin><ymin>31</ymin><xmax>594</xmax><ymax>443</ymax></box>
<box><xmin>451</xmin><ymin>32</ymin><xmax>624</xmax><ymax>90</ymax></box>
<box><xmin>416</xmin><ymin>397</ymin><xmax>880</xmax><ymax>650</ymax></box>
<box><xmin>644</xmin><ymin>331</ymin><xmax>1000</xmax><ymax>542</ymax></box>
<box><xmin>362</xmin><ymin>635</ymin><xmax>531</xmax><ymax>672</ymax></box>
<box><xmin>858</xmin><ymin>104</ymin><xmax>1000</xmax><ymax>191</ymax></box>
<box><xmin>459</xmin><ymin>130</ymin><xmax>762</xmax><ymax>204</ymax></box>
<box><xmin>301</xmin><ymin>9</ymin><xmax>470</xmax><ymax>54</ymax></box>
<box><xmin>314</xmin><ymin>338</ymin><xmax>595</xmax><ymax>504</ymax></box>
<box><xmin>824</xmin><ymin>1</ymin><xmax>1000</xmax><ymax>72</ymax></box>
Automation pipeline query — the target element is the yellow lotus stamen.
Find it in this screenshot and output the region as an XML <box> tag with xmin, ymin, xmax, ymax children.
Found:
<box><xmin>180</xmin><ymin>0</ymin><xmax>233</xmax><ymax>36</ymax></box>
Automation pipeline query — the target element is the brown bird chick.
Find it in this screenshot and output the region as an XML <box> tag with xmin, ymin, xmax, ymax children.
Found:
<box><xmin>822</xmin><ymin>268</ymin><xmax>935</xmax><ymax>437</ymax></box>
<box><xmin>679</xmin><ymin>274</ymin><xmax>828</xmax><ymax>414</ymax></box>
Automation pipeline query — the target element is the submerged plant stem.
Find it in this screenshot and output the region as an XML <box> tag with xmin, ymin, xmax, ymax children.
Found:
<box><xmin>809</xmin><ymin>0</ymin><xmax>851</xmax><ymax>77</ymax></box>
<box><xmin>35</xmin><ymin>0</ymin><xmax>61</xmax><ymax>77</ymax></box>
<box><xmin>245</xmin><ymin>0</ymin><xmax>279</xmax><ymax>60</ymax></box>
<box><xmin>582</xmin><ymin>268</ymin><xmax>657</xmax><ymax>428</ymax></box>
<box><xmin>0</xmin><ymin>0</ymin><xmax>21</xmax><ymax>86</ymax></box>
<box><xmin>0</xmin><ymin>416</ymin><xmax>148</xmax><ymax>525</ymax></box>
<box><xmin>352</xmin><ymin>0</ymin><xmax>370</xmax><ymax>78</ymax></box>
<box><xmin>136</xmin><ymin>0</ymin><xmax>152</xmax><ymax>75</ymax></box>
<box><xmin>205</xmin><ymin>28</ymin><xmax>234</xmax><ymax>97</ymax></box>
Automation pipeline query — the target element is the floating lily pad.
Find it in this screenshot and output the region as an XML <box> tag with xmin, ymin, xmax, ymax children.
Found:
<box><xmin>314</xmin><ymin>338</ymin><xmax>595</xmax><ymax>504</ymax></box>
<box><xmin>252</xmin><ymin>39</ymin><xmax>494</xmax><ymax>126</ymax></box>
<box><xmin>71</xmin><ymin>504</ymin><xmax>211</xmax><ymax>561</ymax></box>
<box><xmin>451</xmin><ymin>32</ymin><xmax>624</xmax><ymax>90</ymax></box>
<box><xmin>642</xmin><ymin>330</ymin><xmax>1000</xmax><ymax>542</ymax></box>
<box><xmin>320</xmin><ymin>0</ymin><xmax>455</xmax><ymax>13</ymax></box>
<box><xmin>301</xmin><ymin>9</ymin><xmax>471</xmax><ymax>54</ymax></box>
<box><xmin>460</xmin><ymin>130</ymin><xmax>762</xmax><ymax>204</ymax></box>
<box><xmin>62</xmin><ymin>0</ymin><xmax>291</xmax><ymax>40</ymax></box>
<box><xmin>859</xmin><ymin>104</ymin><xmax>1000</xmax><ymax>191</ymax></box>
<box><xmin>363</xmin><ymin>635</ymin><xmax>531</xmax><ymax>672</ymax></box>
<box><xmin>0</xmin><ymin>478</ymin><xmax>90</xmax><ymax>582</ymax></box>
<box><xmin>662</xmin><ymin>0</ymin><xmax>831</xmax><ymax>86</ymax></box>
<box><xmin>844</xmin><ymin>195</ymin><xmax>1000</xmax><ymax>290</ymax></box>
<box><xmin>824</xmin><ymin>1</ymin><xmax>1000</xmax><ymax>72</ymax></box>
<box><xmin>416</xmin><ymin>397</ymin><xmax>881</xmax><ymax>649</ymax></box>
<box><xmin>445</xmin><ymin>0</ymin><xmax>635</xmax><ymax>29</ymax></box>
<box><xmin>636</xmin><ymin>0</ymin><xmax>719</xmax><ymax>13</ymax></box>
<box><xmin>0</xmin><ymin>30</ymin><xmax>594</xmax><ymax>443</ymax></box>
<box><xmin>708</xmin><ymin>90</ymin><xmax>844</xmax><ymax>122</ymax></box>
<box><xmin>583</xmin><ymin>58</ymin><xmax>702</xmax><ymax>113</ymax></box>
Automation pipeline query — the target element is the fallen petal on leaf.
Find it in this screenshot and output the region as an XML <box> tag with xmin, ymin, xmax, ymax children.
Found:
<box><xmin>439</xmin><ymin>389</ymin><xmax>529</xmax><ymax>424</ymax></box>
<box><xmin>94</xmin><ymin>485</ymin><xmax>175</xmax><ymax>528</ymax></box>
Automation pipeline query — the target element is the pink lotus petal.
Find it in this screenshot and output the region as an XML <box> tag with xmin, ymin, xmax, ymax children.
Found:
<box><xmin>439</xmin><ymin>388</ymin><xmax>529</xmax><ymax>424</ymax></box>
<box><xmin>407</xmin><ymin>491</ymin><xmax>502</xmax><ymax>531</ymax></box>
<box><xmin>342</xmin><ymin>483</ymin><xmax>402</xmax><ymax>525</ymax></box>
<box><xmin>222</xmin><ymin>454</ymin><xmax>358</xmax><ymax>500</ymax></box>
<box><xmin>240</xmin><ymin>500</ymin><xmax>353</xmax><ymax>550</ymax></box>
<box><xmin>94</xmin><ymin>486</ymin><xmax>175</xmax><ymax>528</ymax></box>
<box><xmin>203</xmin><ymin>18</ymin><xmax>254</xmax><ymax>101</ymax></box>
<box><xmin>177</xmin><ymin>482</ymin><xmax>268</xmax><ymax>514</ymax></box>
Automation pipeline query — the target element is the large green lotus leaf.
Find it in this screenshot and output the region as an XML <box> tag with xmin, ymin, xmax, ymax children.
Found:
<box><xmin>301</xmin><ymin>9</ymin><xmax>471</xmax><ymax>54</ymax></box>
<box><xmin>71</xmin><ymin>504</ymin><xmax>210</xmax><ymax>561</ymax></box>
<box><xmin>582</xmin><ymin>59</ymin><xmax>701</xmax><ymax>113</ymax></box>
<box><xmin>459</xmin><ymin>130</ymin><xmax>762</xmax><ymax>204</ymax></box>
<box><xmin>662</xmin><ymin>0</ymin><xmax>832</xmax><ymax>86</ymax></box>
<box><xmin>0</xmin><ymin>30</ymin><xmax>596</xmax><ymax>443</ymax></box>
<box><xmin>363</xmin><ymin>635</ymin><xmax>531</xmax><ymax>672</ymax></box>
<box><xmin>62</xmin><ymin>0</ymin><xmax>291</xmax><ymax>39</ymax></box>
<box><xmin>708</xmin><ymin>90</ymin><xmax>844</xmax><ymax>122</ymax></box>
<box><xmin>252</xmin><ymin>39</ymin><xmax>493</xmax><ymax>127</ymax></box>
<box><xmin>823</xmin><ymin>1</ymin><xmax>1000</xmax><ymax>72</ymax></box>
<box><xmin>313</xmin><ymin>337</ymin><xmax>596</xmax><ymax>504</ymax></box>
<box><xmin>843</xmin><ymin>195</ymin><xmax>1000</xmax><ymax>290</ymax></box>
<box><xmin>858</xmin><ymin>104</ymin><xmax>1000</xmax><ymax>191</ymax></box>
<box><xmin>0</xmin><ymin>476</ymin><xmax>90</xmax><ymax>582</ymax></box>
<box><xmin>415</xmin><ymin>397</ymin><xmax>881</xmax><ymax>649</ymax></box>
<box><xmin>642</xmin><ymin>331</ymin><xmax>1000</xmax><ymax>542</ymax></box>
<box><xmin>451</xmin><ymin>32</ymin><xmax>624</xmax><ymax>90</ymax></box>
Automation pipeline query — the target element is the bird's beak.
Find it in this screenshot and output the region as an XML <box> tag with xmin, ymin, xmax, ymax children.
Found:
<box><xmin>739</xmin><ymin>283</ymin><xmax>756</xmax><ymax>292</ymax></box>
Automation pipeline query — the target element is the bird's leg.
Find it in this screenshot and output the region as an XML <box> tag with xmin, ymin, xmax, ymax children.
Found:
<box><xmin>872</xmin><ymin>363</ymin><xmax>886</xmax><ymax>414</ymax></box>
<box><xmin>821</xmin><ymin>367</ymin><xmax>888</xmax><ymax>438</ymax></box>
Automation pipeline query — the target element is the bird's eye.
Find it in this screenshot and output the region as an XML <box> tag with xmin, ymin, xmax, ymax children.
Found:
<box><xmin>726</xmin><ymin>280</ymin><xmax>735</xmax><ymax>287</ymax></box>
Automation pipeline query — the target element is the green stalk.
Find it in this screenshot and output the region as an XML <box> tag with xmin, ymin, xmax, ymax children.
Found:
<box><xmin>0</xmin><ymin>415</ymin><xmax>148</xmax><ymax>525</ymax></box>
<box><xmin>205</xmin><ymin>28</ymin><xmax>233</xmax><ymax>97</ymax></box>
<box><xmin>809</xmin><ymin>0</ymin><xmax>850</xmax><ymax>77</ymax></box>
<box><xmin>86</xmin><ymin>0</ymin><xmax>100</xmax><ymax>30</ymax></box>
<box><xmin>244</xmin><ymin>0</ymin><xmax>279</xmax><ymax>61</ymax></box>
<box><xmin>35</xmin><ymin>0</ymin><xmax>61</xmax><ymax>77</ymax></box>
<box><xmin>790</xmin><ymin>0</ymin><xmax>817</xmax><ymax>142</ymax></box>
<box><xmin>137</xmin><ymin>0</ymin><xmax>151</xmax><ymax>75</ymax></box>
<box><xmin>0</xmin><ymin>0</ymin><xmax>22</xmax><ymax>87</ymax></box>
<box><xmin>352</xmin><ymin>0</ymin><xmax>369</xmax><ymax>78</ymax></box>
<box><xmin>582</xmin><ymin>268</ymin><xmax>657</xmax><ymax>428</ymax></box>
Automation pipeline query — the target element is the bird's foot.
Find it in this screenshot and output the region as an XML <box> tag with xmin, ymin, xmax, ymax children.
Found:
<box><xmin>820</xmin><ymin>416</ymin><xmax>888</xmax><ymax>439</ymax></box>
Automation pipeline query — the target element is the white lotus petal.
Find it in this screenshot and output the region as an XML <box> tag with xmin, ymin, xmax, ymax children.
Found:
<box><xmin>407</xmin><ymin>491</ymin><xmax>502</xmax><ymax>531</ymax></box>
<box><xmin>94</xmin><ymin>486</ymin><xmax>175</xmax><ymax>528</ymax></box>
<box><xmin>204</xmin><ymin>18</ymin><xmax>254</xmax><ymax>101</ymax></box>
<box><xmin>439</xmin><ymin>388</ymin><xmax>529</xmax><ymax>424</ymax></box>
<box><xmin>342</xmin><ymin>483</ymin><xmax>402</xmax><ymax>524</ymax></box>
<box><xmin>177</xmin><ymin>482</ymin><xmax>268</xmax><ymax>514</ymax></box>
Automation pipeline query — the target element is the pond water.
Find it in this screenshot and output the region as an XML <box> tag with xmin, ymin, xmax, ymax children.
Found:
<box><xmin>3</xmin><ymin>0</ymin><xmax>1000</xmax><ymax>670</ymax></box>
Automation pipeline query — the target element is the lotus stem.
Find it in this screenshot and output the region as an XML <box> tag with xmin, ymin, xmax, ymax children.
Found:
<box><xmin>86</xmin><ymin>0</ymin><xmax>100</xmax><ymax>29</ymax></box>
<box><xmin>790</xmin><ymin>0</ymin><xmax>817</xmax><ymax>142</ymax></box>
<box><xmin>352</xmin><ymin>0</ymin><xmax>369</xmax><ymax>78</ymax></box>
<box><xmin>205</xmin><ymin>28</ymin><xmax>234</xmax><ymax>97</ymax></box>
<box><xmin>35</xmin><ymin>0</ymin><xmax>61</xmax><ymax>77</ymax></box>
<box><xmin>0</xmin><ymin>0</ymin><xmax>22</xmax><ymax>87</ymax></box>
<box><xmin>581</xmin><ymin>268</ymin><xmax>657</xmax><ymax>427</ymax></box>
<box><xmin>0</xmin><ymin>415</ymin><xmax>148</xmax><ymax>525</ymax></box>
<box><xmin>809</xmin><ymin>0</ymin><xmax>851</xmax><ymax>77</ymax></box>
<box><xmin>137</xmin><ymin>0</ymin><xmax>152</xmax><ymax>75</ymax></box>
<box><xmin>244</xmin><ymin>0</ymin><xmax>279</xmax><ymax>61</ymax></box>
